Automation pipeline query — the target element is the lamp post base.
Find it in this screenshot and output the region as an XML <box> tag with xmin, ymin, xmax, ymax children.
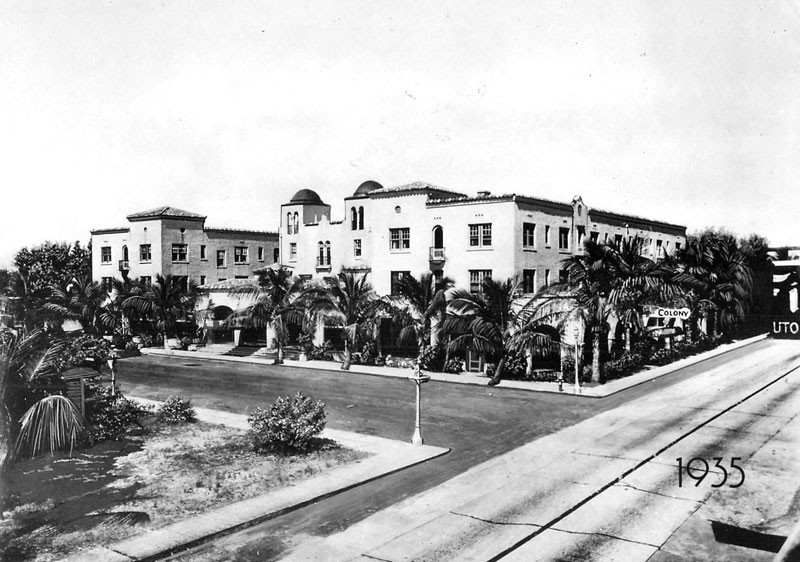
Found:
<box><xmin>411</xmin><ymin>428</ymin><xmax>424</xmax><ymax>446</ymax></box>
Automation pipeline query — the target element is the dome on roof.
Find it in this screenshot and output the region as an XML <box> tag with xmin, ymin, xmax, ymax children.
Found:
<box><xmin>290</xmin><ymin>189</ymin><xmax>324</xmax><ymax>205</ymax></box>
<box><xmin>353</xmin><ymin>180</ymin><xmax>384</xmax><ymax>196</ymax></box>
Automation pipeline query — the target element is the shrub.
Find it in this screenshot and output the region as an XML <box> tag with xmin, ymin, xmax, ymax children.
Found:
<box><xmin>309</xmin><ymin>341</ymin><xmax>335</xmax><ymax>361</ymax></box>
<box><xmin>248</xmin><ymin>392</ymin><xmax>327</xmax><ymax>453</ymax></box>
<box><xmin>85</xmin><ymin>385</ymin><xmax>153</xmax><ymax>442</ymax></box>
<box><xmin>443</xmin><ymin>357</ymin><xmax>463</xmax><ymax>374</ymax></box>
<box><xmin>157</xmin><ymin>396</ymin><xmax>197</xmax><ymax>424</ymax></box>
<box><xmin>361</xmin><ymin>341</ymin><xmax>379</xmax><ymax>365</ymax></box>
<box><xmin>604</xmin><ymin>351</ymin><xmax>645</xmax><ymax>381</ymax></box>
<box><xmin>418</xmin><ymin>344</ymin><xmax>445</xmax><ymax>371</ymax></box>
<box><xmin>62</xmin><ymin>335</ymin><xmax>111</xmax><ymax>370</ymax></box>
<box><xmin>649</xmin><ymin>348</ymin><xmax>675</xmax><ymax>366</ymax></box>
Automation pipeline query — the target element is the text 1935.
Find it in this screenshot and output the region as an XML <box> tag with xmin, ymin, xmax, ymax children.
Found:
<box><xmin>677</xmin><ymin>457</ymin><xmax>745</xmax><ymax>488</ymax></box>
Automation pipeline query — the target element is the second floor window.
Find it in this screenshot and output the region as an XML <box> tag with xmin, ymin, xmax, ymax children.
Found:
<box><xmin>217</xmin><ymin>249</ymin><xmax>226</xmax><ymax>268</ymax></box>
<box><xmin>172</xmin><ymin>244</ymin><xmax>187</xmax><ymax>262</ymax></box>
<box><xmin>200</xmin><ymin>245</ymin><xmax>207</xmax><ymax>260</ymax></box>
<box><xmin>258</xmin><ymin>247</ymin><xmax>265</xmax><ymax>261</ymax></box>
<box><xmin>101</xmin><ymin>246</ymin><xmax>112</xmax><ymax>263</ymax></box>
<box><xmin>234</xmin><ymin>246</ymin><xmax>248</xmax><ymax>264</ymax></box>
<box><xmin>523</xmin><ymin>223</ymin><xmax>536</xmax><ymax>248</ymax></box>
<box><xmin>469</xmin><ymin>223</ymin><xmax>492</xmax><ymax>247</ymax></box>
<box><xmin>354</xmin><ymin>239</ymin><xmax>362</xmax><ymax>257</ymax></box>
<box><xmin>544</xmin><ymin>225</ymin><xmax>551</xmax><ymax>247</ymax></box>
<box><xmin>558</xmin><ymin>228</ymin><xmax>569</xmax><ymax>250</ymax></box>
<box><xmin>390</xmin><ymin>228</ymin><xmax>410</xmax><ymax>250</ymax></box>
<box><xmin>140</xmin><ymin>244</ymin><xmax>151</xmax><ymax>262</ymax></box>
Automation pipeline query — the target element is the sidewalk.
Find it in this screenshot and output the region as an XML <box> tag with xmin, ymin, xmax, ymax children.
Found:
<box><xmin>62</xmin><ymin>400</ymin><xmax>449</xmax><ymax>562</ymax></box>
<box><xmin>140</xmin><ymin>333</ymin><xmax>768</xmax><ymax>398</ymax></box>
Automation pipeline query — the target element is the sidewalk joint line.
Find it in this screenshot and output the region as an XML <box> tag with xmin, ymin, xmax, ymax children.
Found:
<box><xmin>614</xmin><ymin>482</ymin><xmax>702</xmax><ymax>503</ymax></box>
<box><xmin>449</xmin><ymin>511</ymin><xmax>543</xmax><ymax>528</ymax></box>
<box><xmin>548</xmin><ymin>526</ymin><xmax>660</xmax><ymax>548</ymax></box>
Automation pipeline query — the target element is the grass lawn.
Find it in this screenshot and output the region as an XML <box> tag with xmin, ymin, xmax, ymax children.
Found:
<box><xmin>0</xmin><ymin>420</ymin><xmax>369</xmax><ymax>562</ymax></box>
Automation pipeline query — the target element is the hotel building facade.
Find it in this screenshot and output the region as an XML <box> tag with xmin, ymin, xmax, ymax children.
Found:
<box><xmin>91</xmin><ymin>206</ymin><xmax>279</xmax><ymax>289</ymax></box>
<box><xmin>279</xmin><ymin>180</ymin><xmax>687</xmax><ymax>296</ymax></box>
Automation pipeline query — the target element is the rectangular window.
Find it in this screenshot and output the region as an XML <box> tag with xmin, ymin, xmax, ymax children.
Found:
<box><xmin>558</xmin><ymin>228</ymin><xmax>570</xmax><ymax>250</ymax></box>
<box><xmin>289</xmin><ymin>243</ymin><xmax>297</xmax><ymax>261</ymax></box>
<box><xmin>576</xmin><ymin>226</ymin><xmax>585</xmax><ymax>247</ymax></box>
<box><xmin>590</xmin><ymin>231</ymin><xmax>599</xmax><ymax>243</ymax></box>
<box><xmin>559</xmin><ymin>269</ymin><xmax>569</xmax><ymax>283</ymax></box>
<box><xmin>614</xmin><ymin>234</ymin><xmax>623</xmax><ymax>245</ymax></box>
<box><xmin>234</xmin><ymin>246</ymin><xmax>248</xmax><ymax>264</ymax></box>
<box><xmin>522</xmin><ymin>223</ymin><xmax>536</xmax><ymax>248</ymax></box>
<box><xmin>389</xmin><ymin>228</ymin><xmax>410</xmax><ymax>250</ymax></box>
<box><xmin>545</xmin><ymin>269</ymin><xmax>551</xmax><ymax>286</ymax></box>
<box><xmin>258</xmin><ymin>247</ymin><xmax>265</xmax><ymax>261</ymax></box>
<box><xmin>139</xmin><ymin>244</ymin><xmax>152</xmax><ymax>262</ymax></box>
<box><xmin>200</xmin><ymin>245</ymin><xmax>207</xmax><ymax>260</ymax></box>
<box><xmin>522</xmin><ymin>269</ymin><xmax>536</xmax><ymax>294</ymax></box>
<box><xmin>354</xmin><ymin>239</ymin><xmax>362</xmax><ymax>257</ymax></box>
<box><xmin>469</xmin><ymin>269</ymin><xmax>492</xmax><ymax>293</ymax></box>
<box><xmin>544</xmin><ymin>225</ymin><xmax>551</xmax><ymax>247</ymax></box>
<box><xmin>235</xmin><ymin>275</ymin><xmax>248</xmax><ymax>279</ymax></box>
<box><xmin>172</xmin><ymin>243</ymin><xmax>187</xmax><ymax>262</ymax></box>
<box><xmin>216</xmin><ymin>249</ymin><xmax>226</xmax><ymax>268</ymax></box>
<box><xmin>101</xmin><ymin>277</ymin><xmax>114</xmax><ymax>291</ymax></box>
<box><xmin>390</xmin><ymin>271</ymin><xmax>410</xmax><ymax>295</ymax></box>
<box><xmin>101</xmin><ymin>246</ymin><xmax>112</xmax><ymax>263</ymax></box>
<box><xmin>469</xmin><ymin>223</ymin><xmax>492</xmax><ymax>247</ymax></box>
<box><xmin>139</xmin><ymin>276</ymin><xmax>151</xmax><ymax>287</ymax></box>
<box><xmin>199</xmin><ymin>275</ymin><xmax>206</xmax><ymax>286</ymax></box>
<box><xmin>675</xmin><ymin>242</ymin><xmax>682</xmax><ymax>252</ymax></box>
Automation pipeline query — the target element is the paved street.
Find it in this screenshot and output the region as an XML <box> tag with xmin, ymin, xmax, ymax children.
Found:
<box><xmin>114</xmin><ymin>339</ymin><xmax>792</xmax><ymax>561</ymax></box>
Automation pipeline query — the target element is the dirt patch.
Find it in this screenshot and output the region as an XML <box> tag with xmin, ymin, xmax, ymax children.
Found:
<box><xmin>0</xmin><ymin>421</ymin><xmax>369</xmax><ymax>562</ymax></box>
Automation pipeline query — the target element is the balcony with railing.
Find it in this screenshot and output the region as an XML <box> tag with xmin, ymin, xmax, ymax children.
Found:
<box><xmin>316</xmin><ymin>256</ymin><xmax>332</xmax><ymax>272</ymax></box>
<box><xmin>118</xmin><ymin>260</ymin><xmax>129</xmax><ymax>272</ymax></box>
<box><xmin>429</xmin><ymin>247</ymin><xmax>446</xmax><ymax>262</ymax></box>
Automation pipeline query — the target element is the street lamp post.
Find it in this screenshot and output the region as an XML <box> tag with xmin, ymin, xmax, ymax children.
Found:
<box><xmin>573</xmin><ymin>326</ymin><xmax>581</xmax><ymax>395</ymax></box>
<box><xmin>408</xmin><ymin>363</ymin><xmax>431</xmax><ymax>446</ymax></box>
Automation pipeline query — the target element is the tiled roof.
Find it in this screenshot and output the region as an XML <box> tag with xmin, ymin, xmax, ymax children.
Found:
<box><xmin>370</xmin><ymin>181</ymin><xmax>466</xmax><ymax>199</ymax></box>
<box><xmin>127</xmin><ymin>206</ymin><xmax>206</xmax><ymax>221</ymax></box>
<box><xmin>90</xmin><ymin>226</ymin><xmax>130</xmax><ymax>234</ymax></box>
<box><xmin>204</xmin><ymin>227</ymin><xmax>277</xmax><ymax>236</ymax></box>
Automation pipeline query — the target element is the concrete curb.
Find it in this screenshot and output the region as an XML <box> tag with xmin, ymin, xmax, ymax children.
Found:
<box><xmin>61</xmin><ymin>400</ymin><xmax>449</xmax><ymax>562</ymax></box>
<box><xmin>139</xmin><ymin>333</ymin><xmax>769</xmax><ymax>398</ymax></box>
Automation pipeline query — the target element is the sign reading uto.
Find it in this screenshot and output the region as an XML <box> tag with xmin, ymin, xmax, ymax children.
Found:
<box><xmin>655</xmin><ymin>308</ymin><xmax>691</xmax><ymax>320</ymax></box>
<box><xmin>772</xmin><ymin>317</ymin><xmax>800</xmax><ymax>339</ymax></box>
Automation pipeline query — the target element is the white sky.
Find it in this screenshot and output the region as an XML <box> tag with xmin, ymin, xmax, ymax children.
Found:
<box><xmin>1</xmin><ymin>1</ymin><xmax>799</xmax><ymax>268</ymax></box>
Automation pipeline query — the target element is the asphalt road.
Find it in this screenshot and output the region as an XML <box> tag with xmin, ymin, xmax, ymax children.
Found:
<box><xmin>115</xmin><ymin>340</ymin><xmax>776</xmax><ymax>561</ymax></box>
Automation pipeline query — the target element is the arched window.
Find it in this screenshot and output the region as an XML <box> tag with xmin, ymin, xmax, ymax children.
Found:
<box><xmin>122</xmin><ymin>245</ymin><xmax>129</xmax><ymax>260</ymax></box>
<box><xmin>287</xmin><ymin>212</ymin><xmax>293</xmax><ymax>234</ymax></box>
<box><xmin>318</xmin><ymin>242</ymin><xmax>324</xmax><ymax>266</ymax></box>
<box><xmin>358</xmin><ymin>206</ymin><xmax>364</xmax><ymax>230</ymax></box>
<box><xmin>351</xmin><ymin>207</ymin><xmax>358</xmax><ymax>230</ymax></box>
<box><xmin>293</xmin><ymin>212</ymin><xmax>299</xmax><ymax>234</ymax></box>
<box><xmin>325</xmin><ymin>241</ymin><xmax>331</xmax><ymax>265</ymax></box>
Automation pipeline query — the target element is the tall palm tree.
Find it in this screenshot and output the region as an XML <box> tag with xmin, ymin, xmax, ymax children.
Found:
<box><xmin>441</xmin><ymin>277</ymin><xmax>519</xmax><ymax>384</ymax></box>
<box><xmin>99</xmin><ymin>277</ymin><xmax>145</xmax><ymax>337</ymax></box>
<box><xmin>227</xmin><ymin>268</ymin><xmax>307</xmax><ymax>364</ymax></box>
<box><xmin>0</xmin><ymin>329</ymin><xmax>85</xmax><ymax>471</ymax></box>
<box><xmin>677</xmin><ymin>234</ymin><xmax>753</xmax><ymax>339</ymax></box>
<box><xmin>122</xmin><ymin>274</ymin><xmax>199</xmax><ymax>350</ymax></box>
<box><xmin>43</xmin><ymin>276</ymin><xmax>109</xmax><ymax>333</ymax></box>
<box><xmin>304</xmin><ymin>272</ymin><xmax>379</xmax><ymax>370</ymax></box>
<box><xmin>386</xmin><ymin>272</ymin><xmax>453</xmax><ymax>359</ymax></box>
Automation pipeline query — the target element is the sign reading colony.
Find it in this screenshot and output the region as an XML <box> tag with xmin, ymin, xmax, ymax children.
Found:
<box><xmin>772</xmin><ymin>317</ymin><xmax>800</xmax><ymax>339</ymax></box>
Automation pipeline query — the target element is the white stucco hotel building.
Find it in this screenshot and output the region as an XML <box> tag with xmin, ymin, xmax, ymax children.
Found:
<box><xmin>279</xmin><ymin>180</ymin><xmax>686</xmax><ymax>295</ymax></box>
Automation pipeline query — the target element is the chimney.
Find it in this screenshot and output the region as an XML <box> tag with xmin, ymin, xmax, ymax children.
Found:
<box><xmin>477</xmin><ymin>190</ymin><xmax>491</xmax><ymax>198</ymax></box>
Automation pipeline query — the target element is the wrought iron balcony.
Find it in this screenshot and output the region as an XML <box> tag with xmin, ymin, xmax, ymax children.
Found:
<box><xmin>429</xmin><ymin>247</ymin><xmax>445</xmax><ymax>262</ymax></box>
<box><xmin>118</xmin><ymin>260</ymin><xmax>129</xmax><ymax>271</ymax></box>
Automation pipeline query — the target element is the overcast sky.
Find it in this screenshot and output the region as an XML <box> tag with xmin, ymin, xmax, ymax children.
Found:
<box><xmin>1</xmin><ymin>1</ymin><xmax>798</xmax><ymax>269</ymax></box>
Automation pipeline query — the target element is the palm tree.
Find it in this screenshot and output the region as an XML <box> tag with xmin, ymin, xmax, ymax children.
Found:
<box><xmin>42</xmin><ymin>276</ymin><xmax>109</xmax><ymax>333</ymax></box>
<box><xmin>677</xmin><ymin>234</ymin><xmax>753</xmax><ymax>339</ymax></box>
<box><xmin>386</xmin><ymin>272</ymin><xmax>453</xmax><ymax>359</ymax></box>
<box><xmin>99</xmin><ymin>277</ymin><xmax>145</xmax><ymax>337</ymax></box>
<box><xmin>0</xmin><ymin>329</ymin><xmax>85</xmax><ymax>471</ymax></box>
<box><xmin>441</xmin><ymin>277</ymin><xmax>519</xmax><ymax>384</ymax></box>
<box><xmin>226</xmin><ymin>268</ymin><xmax>307</xmax><ymax>364</ymax></box>
<box><xmin>304</xmin><ymin>272</ymin><xmax>379</xmax><ymax>370</ymax></box>
<box><xmin>122</xmin><ymin>274</ymin><xmax>199</xmax><ymax>350</ymax></box>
